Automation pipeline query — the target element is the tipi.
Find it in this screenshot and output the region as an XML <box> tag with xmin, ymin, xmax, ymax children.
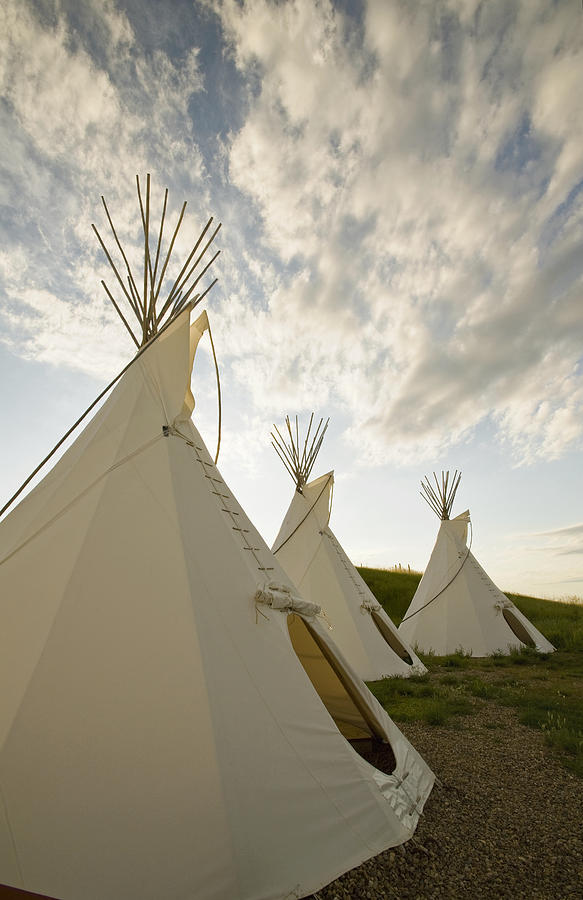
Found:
<box><xmin>0</xmin><ymin>179</ymin><xmax>434</xmax><ymax>900</ymax></box>
<box><xmin>398</xmin><ymin>471</ymin><xmax>555</xmax><ymax>657</ymax></box>
<box><xmin>271</xmin><ymin>415</ymin><xmax>426</xmax><ymax>680</ymax></box>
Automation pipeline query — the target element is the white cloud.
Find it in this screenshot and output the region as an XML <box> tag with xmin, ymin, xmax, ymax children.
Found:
<box><xmin>0</xmin><ymin>283</ymin><xmax>130</xmax><ymax>378</ymax></box>
<box><xmin>210</xmin><ymin>0</ymin><xmax>583</xmax><ymax>465</ymax></box>
<box><xmin>2</xmin><ymin>0</ymin><xmax>583</xmax><ymax>469</ymax></box>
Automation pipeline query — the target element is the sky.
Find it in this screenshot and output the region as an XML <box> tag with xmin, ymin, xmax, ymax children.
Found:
<box><xmin>1</xmin><ymin>0</ymin><xmax>582</xmax><ymax>601</ymax></box>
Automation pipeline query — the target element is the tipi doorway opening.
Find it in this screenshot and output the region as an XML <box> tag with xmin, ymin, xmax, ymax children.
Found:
<box><xmin>502</xmin><ymin>608</ymin><xmax>536</xmax><ymax>648</ymax></box>
<box><xmin>370</xmin><ymin>610</ymin><xmax>414</xmax><ymax>665</ymax></box>
<box><xmin>287</xmin><ymin>613</ymin><xmax>397</xmax><ymax>774</ymax></box>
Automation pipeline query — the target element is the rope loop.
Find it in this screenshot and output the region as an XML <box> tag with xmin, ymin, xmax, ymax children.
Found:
<box><xmin>205</xmin><ymin>316</ymin><xmax>222</xmax><ymax>465</ymax></box>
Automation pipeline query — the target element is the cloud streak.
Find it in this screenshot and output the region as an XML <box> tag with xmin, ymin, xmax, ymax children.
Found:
<box><xmin>522</xmin><ymin>520</ymin><xmax>583</xmax><ymax>562</ymax></box>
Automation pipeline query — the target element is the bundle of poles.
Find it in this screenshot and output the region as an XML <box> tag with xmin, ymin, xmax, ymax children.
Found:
<box><xmin>0</xmin><ymin>177</ymin><xmax>221</xmax><ymax>521</ymax></box>
<box><xmin>92</xmin><ymin>174</ymin><xmax>221</xmax><ymax>348</ymax></box>
<box><xmin>271</xmin><ymin>414</ymin><xmax>330</xmax><ymax>491</ymax></box>
<box><xmin>420</xmin><ymin>470</ymin><xmax>461</xmax><ymax>520</ymax></box>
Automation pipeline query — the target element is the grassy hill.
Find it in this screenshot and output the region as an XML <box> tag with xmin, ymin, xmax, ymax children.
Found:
<box><xmin>357</xmin><ymin>566</ymin><xmax>422</xmax><ymax>624</ymax></box>
<box><xmin>357</xmin><ymin>566</ymin><xmax>583</xmax><ymax>777</ymax></box>
<box><xmin>357</xmin><ymin>565</ymin><xmax>583</xmax><ymax>650</ymax></box>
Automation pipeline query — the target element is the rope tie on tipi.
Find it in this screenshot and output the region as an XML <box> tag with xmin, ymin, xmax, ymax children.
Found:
<box><xmin>316</xmin><ymin>605</ymin><xmax>335</xmax><ymax>630</ymax></box>
<box><xmin>360</xmin><ymin>597</ymin><xmax>382</xmax><ymax>614</ymax></box>
<box><xmin>254</xmin><ymin>582</ymin><xmax>321</xmax><ymax>617</ymax></box>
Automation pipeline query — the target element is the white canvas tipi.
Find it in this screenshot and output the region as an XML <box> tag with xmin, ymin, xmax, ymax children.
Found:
<box><xmin>0</xmin><ymin>180</ymin><xmax>434</xmax><ymax>900</ymax></box>
<box><xmin>271</xmin><ymin>416</ymin><xmax>425</xmax><ymax>681</ymax></box>
<box><xmin>398</xmin><ymin>471</ymin><xmax>555</xmax><ymax>657</ymax></box>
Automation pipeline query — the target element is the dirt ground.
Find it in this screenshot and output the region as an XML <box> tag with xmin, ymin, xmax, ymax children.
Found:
<box><xmin>313</xmin><ymin>703</ymin><xmax>583</xmax><ymax>899</ymax></box>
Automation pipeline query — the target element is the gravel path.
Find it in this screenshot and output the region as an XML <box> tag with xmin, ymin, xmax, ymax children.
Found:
<box><xmin>313</xmin><ymin>703</ymin><xmax>583</xmax><ymax>899</ymax></box>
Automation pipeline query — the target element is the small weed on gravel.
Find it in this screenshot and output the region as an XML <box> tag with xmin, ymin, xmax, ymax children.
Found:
<box><xmin>465</xmin><ymin>678</ymin><xmax>498</xmax><ymax>699</ymax></box>
<box><xmin>440</xmin><ymin>649</ymin><xmax>474</xmax><ymax>668</ymax></box>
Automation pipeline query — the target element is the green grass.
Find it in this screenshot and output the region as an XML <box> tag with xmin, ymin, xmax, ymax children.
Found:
<box><xmin>357</xmin><ymin>566</ymin><xmax>421</xmax><ymax>624</ymax></box>
<box><xmin>506</xmin><ymin>593</ymin><xmax>583</xmax><ymax>651</ymax></box>
<box><xmin>359</xmin><ymin>567</ymin><xmax>583</xmax><ymax>777</ymax></box>
<box><xmin>369</xmin><ymin>652</ymin><xmax>583</xmax><ymax>777</ymax></box>
<box><xmin>369</xmin><ymin>671</ymin><xmax>475</xmax><ymax>726</ymax></box>
<box><xmin>356</xmin><ymin>566</ymin><xmax>583</xmax><ymax>648</ymax></box>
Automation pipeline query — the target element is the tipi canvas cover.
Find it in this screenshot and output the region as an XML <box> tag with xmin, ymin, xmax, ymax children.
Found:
<box><xmin>271</xmin><ymin>418</ymin><xmax>425</xmax><ymax>681</ymax></box>
<box><xmin>399</xmin><ymin>473</ymin><xmax>555</xmax><ymax>657</ymax></box>
<box><xmin>0</xmin><ymin>184</ymin><xmax>434</xmax><ymax>900</ymax></box>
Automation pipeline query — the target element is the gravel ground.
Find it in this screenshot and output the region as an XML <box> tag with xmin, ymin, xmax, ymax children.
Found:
<box><xmin>312</xmin><ymin>703</ymin><xmax>583</xmax><ymax>899</ymax></box>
